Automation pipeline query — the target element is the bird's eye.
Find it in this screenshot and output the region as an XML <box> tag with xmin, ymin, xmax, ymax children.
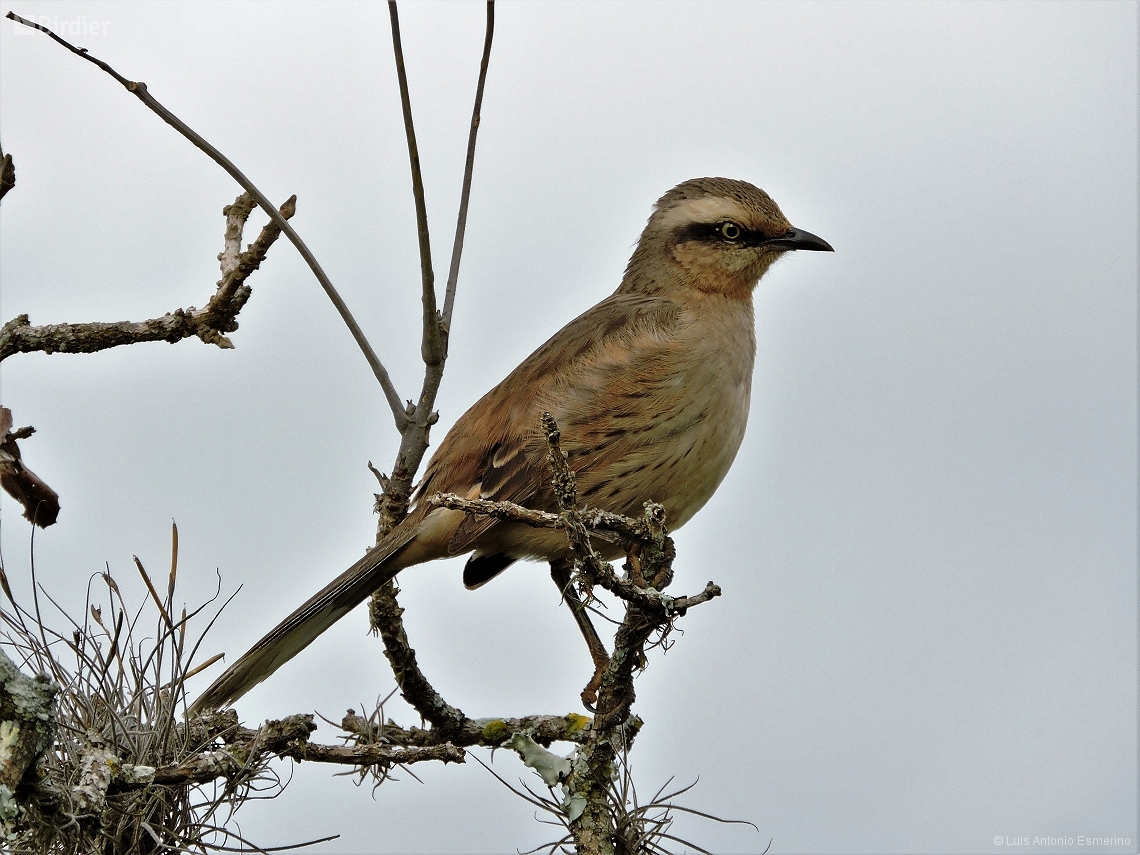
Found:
<box><xmin>717</xmin><ymin>222</ymin><xmax>742</xmax><ymax>241</ymax></box>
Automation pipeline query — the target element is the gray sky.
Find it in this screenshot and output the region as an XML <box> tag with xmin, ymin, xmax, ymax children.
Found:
<box><xmin>0</xmin><ymin>2</ymin><xmax>1136</xmax><ymax>853</ymax></box>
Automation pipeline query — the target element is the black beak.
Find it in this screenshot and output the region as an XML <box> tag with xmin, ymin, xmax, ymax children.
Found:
<box><xmin>765</xmin><ymin>227</ymin><xmax>834</xmax><ymax>253</ymax></box>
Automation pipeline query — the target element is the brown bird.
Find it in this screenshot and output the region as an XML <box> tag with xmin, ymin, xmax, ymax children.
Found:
<box><xmin>191</xmin><ymin>177</ymin><xmax>832</xmax><ymax>713</ymax></box>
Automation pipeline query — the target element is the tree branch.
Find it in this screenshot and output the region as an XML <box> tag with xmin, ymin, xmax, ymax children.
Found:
<box><xmin>371</xmin><ymin>0</ymin><xmax>494</xmax><ymax>564</ymax></box>
<box><xmin>0</xmin><ymin>647</ymin><xmax>57</xmax><ymax>795</ymax></box>
<box><xmin>368</xmin><ymin>579</ymin><xmax>467</xmax><ymax>733</ymax></box>
<box><xmin>0</xmin><ymin>193</ymin><xmax>295</xmax><ymax>360</ymax></box>
<box><xmin>6</xmin><ymin>11</ymin><xmax>410</xmax><ymax>432</ymax></box>
<box><xmin>442</xmin><ymin>1</ymin><xmax>495</xmax><ymax>330</ymax></box>
<box><xmin>103</xmin><ymin>712</ymin><xmax>461</xmax><ymax>794</ymax></box>
<box><xmin>388</xmin><ymin>1</ymin><xmax>441</xmax><ymax>371</ymax></box>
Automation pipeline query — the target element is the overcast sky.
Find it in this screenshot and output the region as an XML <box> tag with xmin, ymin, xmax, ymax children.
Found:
<box><xmin>0</xmin><ymin>2</ymin><xmax>1136</xmax><ymax>853</ymax></box>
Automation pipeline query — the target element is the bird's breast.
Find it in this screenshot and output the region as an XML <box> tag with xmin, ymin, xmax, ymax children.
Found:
<box><xmin>556</xmin><ymin>296</ymin><xmax>756</xmax><ymax>532</ymax></box>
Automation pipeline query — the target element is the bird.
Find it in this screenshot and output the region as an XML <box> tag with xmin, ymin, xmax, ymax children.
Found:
<box><xmin>191</xmin><ymin>177</ymin><xmax>832</xmax><ymax>713</ymax></box>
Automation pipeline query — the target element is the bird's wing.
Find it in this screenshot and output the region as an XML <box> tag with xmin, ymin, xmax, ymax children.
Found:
<box><xmin>192</xmin><ymin>293</ymin><xmax>684</xmax><ymax>710</ymax></box>
<box><xmin>410</xmin><ymin>291</ymin><xmax>685</xmax><ymax>555</ymax></box>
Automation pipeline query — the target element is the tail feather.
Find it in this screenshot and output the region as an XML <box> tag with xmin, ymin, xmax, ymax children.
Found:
<box><xmin>190</xmin><ymin>522</ymin><xmax>419</xmax><ymax>713</ymax></box>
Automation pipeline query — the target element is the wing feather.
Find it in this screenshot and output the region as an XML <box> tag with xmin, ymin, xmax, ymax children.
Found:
<box><xmin>413</xmin><ymin>292</ymin><xmax>684</xmax><ymax>556</ymax></box>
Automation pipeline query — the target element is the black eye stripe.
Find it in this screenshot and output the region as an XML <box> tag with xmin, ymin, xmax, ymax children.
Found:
<box><xmin>672</xmin><ymin>221</ymin><xmax>770</xmax><ymax>247</ymax></box>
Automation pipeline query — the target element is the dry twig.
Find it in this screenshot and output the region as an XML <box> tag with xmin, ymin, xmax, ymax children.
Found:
<box><xmin>0</xmin><ymin>192</ymin><xmax>295</xmax><ymax>361</ymax></box>
<box><xmin>372</xmin><ymin>0</ymin><xmax>496</xmax><ymax>537</ymax></box>
<box><xmin>5</xmin><ymin>11</ymin><xmax>406</xmax><ymax>426</ymax></box>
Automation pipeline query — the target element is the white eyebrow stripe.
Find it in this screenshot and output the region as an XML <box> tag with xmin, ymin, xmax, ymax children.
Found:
<box><xmin>654</xmin><ymin>197</ymin><xmax>753</xmax><ymax>232</ymax></box>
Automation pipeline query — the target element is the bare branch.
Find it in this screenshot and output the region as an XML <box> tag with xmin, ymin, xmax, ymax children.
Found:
<box><xmin>108</xmin><ymin>713</ymin><xmax>463</xmax><ymax>792</ymax></box>
<box><xmin>368</xmin><ymin>579</ymin><xmax>466</xmax><ymax>733</ymax></box>
<box><xmin>217</xmin><ymin>192</ymin><xmax>258</xmax><ymax>275</ymax></box>
<box><xmin>388</xmin><ymin>1</ymin><xmax>442</xmax><ymax>370</ymax></box>
<box><xmin>283</xmin><ymin>739</ymin><xmax>464</xmax><ymax>767</ymax></box>
<box><xmin>6</xmin><ymin>11</ymin><xmax>410</xmax><ymax>432</ymax></box>
<box><xmin>442</xmin><ymin>1</ymin><xmax>495</xmax><ymax>329</ymax></box>
<box><xmin>0</xmin><ymin>193</ymin><xmax>296</xmax><ymax>360</ymax></box>
<box><xmin>372</xmin><ymin>2</ymin><xmax>495</xmax><ymax>541</ymax></box>
<box><xmin>0</xmin><ymin>647</ymin><xmax>57</xmax><ymax>797</ymax></box>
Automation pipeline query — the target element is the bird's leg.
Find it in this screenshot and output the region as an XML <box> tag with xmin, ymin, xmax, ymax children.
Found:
<box><xmin>550</xmin><ymin>557</ymin><xmax>610</xmax><ymax>709</ymax></box>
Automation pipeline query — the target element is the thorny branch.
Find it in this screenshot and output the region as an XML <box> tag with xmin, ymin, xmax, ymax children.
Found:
<box><xmin>6</xmin><ymin>11</ymin><xmax>409</xmax><ymax>429</ymax></box>
<box><xmin>0</xmin><ymin>192</ymin><xmax>295</xmax><ymax>360</ymax></box>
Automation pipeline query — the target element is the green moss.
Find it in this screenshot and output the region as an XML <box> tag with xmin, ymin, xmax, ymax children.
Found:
<box><xmin>480</xmin><ymin>719</ymin><xmax>511</xmax><ymax>743</ymax></box>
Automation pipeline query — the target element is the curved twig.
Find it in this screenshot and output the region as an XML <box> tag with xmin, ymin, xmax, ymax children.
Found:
<box><xmin>6</xmin><ymin>11</ymin><xmax>410</xmax><ymax>432</ymax></box>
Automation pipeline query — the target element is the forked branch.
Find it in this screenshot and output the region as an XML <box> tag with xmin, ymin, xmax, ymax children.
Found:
<box><xmin>0</xmin><ymin>193</ymin><xmax>295</xmax><ymax>360</ymax></box>
<box><xmin>6</xmin><ymin>11</ymin><xmax>409</xmax><ymax>430</ymax></box>
<box><xmin>372</xmin><ymin>0</ymin><xmax>494</xmax><ymax>539</ymax></box>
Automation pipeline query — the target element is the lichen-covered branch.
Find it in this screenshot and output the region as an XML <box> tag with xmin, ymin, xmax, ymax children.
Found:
<box><xmin>0</xmin><ymin>193</ymin><xmax>294</xmax><ymax>362</ymax></box>
<box><xmin>0</xmin><ymin>647</ymin><xmax>57</xmax><ymax>836</ymax></box>
<box><xmin>105</xmin><ymin>712</ymin><xmax>463</xmax><ymax>794</ymax></box>
<box><xmin>426</xmin><ymin>491</ymin><xmax>659</xmax><ymax>545</ymax></box>
<box><xmin>368</xmin><ymin>579</ymin><xmax>467</xmax><ymax>733</ymax></box>
<box><xmin>533</xmin><ymin>412</ymin><xmax>722</xmax><ymax>855</ymax></box>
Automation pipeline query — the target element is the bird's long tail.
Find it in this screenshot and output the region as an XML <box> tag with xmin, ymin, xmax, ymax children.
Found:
<box><xmin>189</xmin><ymin>520</ymin><xmax>420</xmax><ymax>713</ymax></box>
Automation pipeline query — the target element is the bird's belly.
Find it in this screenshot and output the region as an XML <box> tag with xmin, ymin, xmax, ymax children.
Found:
<box><xmin>624</xmin><ymin>377</ymin><xmax>751</xmax><ymax>530</ymax></box>
<box><xmin>486</xmin><ymin>385</ymin><xmax>750</xmax><ymax>564</ymax></box>
<box><xmin>540</xmin><ymin>375</ymin><xmax>751</xmax><ymax>557</ymax></box>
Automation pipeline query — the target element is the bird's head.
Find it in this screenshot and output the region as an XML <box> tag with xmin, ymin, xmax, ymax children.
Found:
<box><xmin>621</xmin><ymin>177</ymin><xmax>833</xmax><ymax>300</ymax></box>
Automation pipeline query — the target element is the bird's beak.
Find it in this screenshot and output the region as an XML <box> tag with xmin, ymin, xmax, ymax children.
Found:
<box><xmin>765</xmin><ymin>227</ymin><xmax>834</xmax><ymax>253</ymax></box>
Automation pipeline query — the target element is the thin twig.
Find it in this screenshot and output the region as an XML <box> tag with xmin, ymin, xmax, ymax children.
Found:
<box><xmin>388</xmin><ymin>1</ymin><xmax>441</xmax><ymax>370</ymax></box>
<box><xmin>6</xmin><ymin>11</ymin><xmax>410</xmax><ymax>432</ymax></box>
<box><xmin>372</xmin><ymin>1</ymin><xmax>494</xmax><ymax>541</ymax></box>
<box><xmin>0</xmin><ymin>193</ymin><xmax>296</xmax><ymax>360</ymax></box>
<box><xmin>442</xmin><ymin>1</ymin><xmax>495</xmax><ymax>330</ymax></box>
